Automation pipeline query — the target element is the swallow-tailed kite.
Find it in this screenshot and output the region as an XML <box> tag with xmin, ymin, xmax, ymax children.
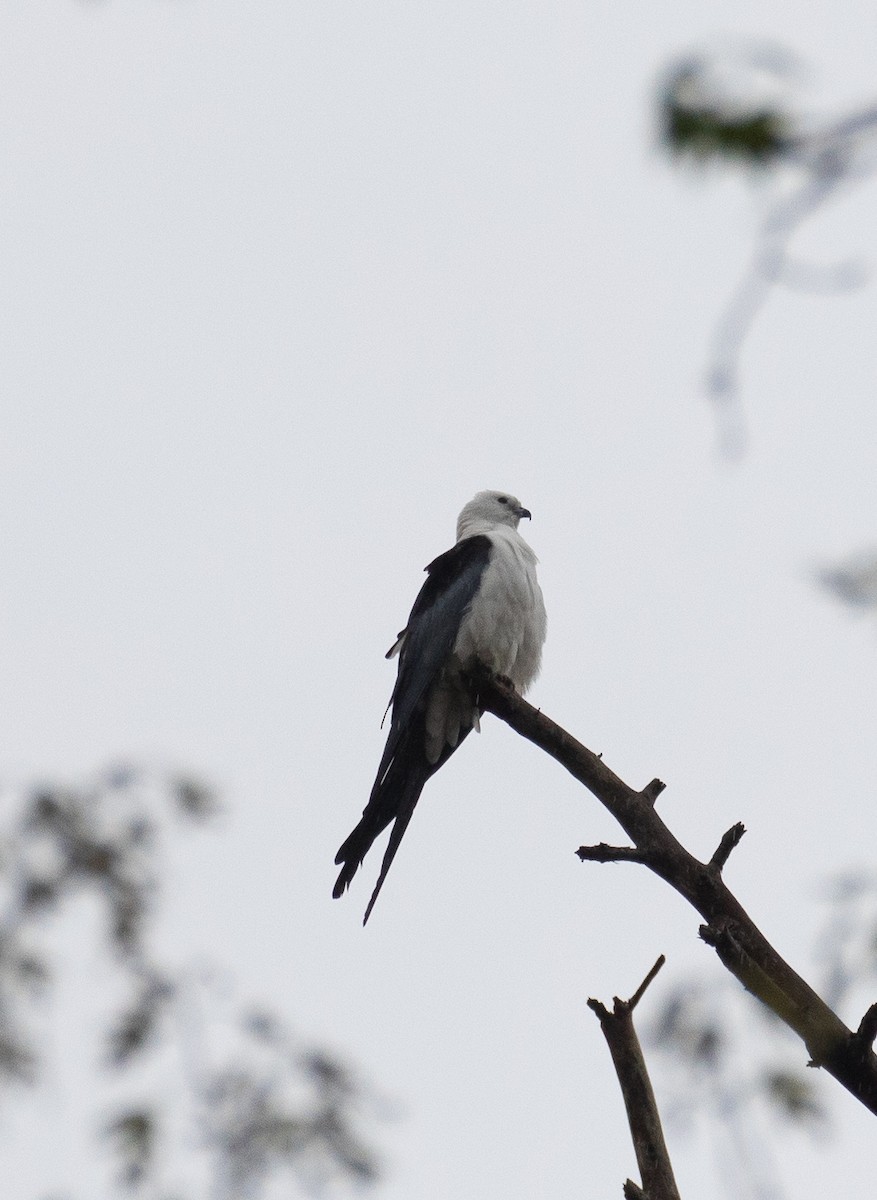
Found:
<box><xmin>333</xmin><ymin>489</ymin><xmax>547</xmax><ymax>923</ymax></box>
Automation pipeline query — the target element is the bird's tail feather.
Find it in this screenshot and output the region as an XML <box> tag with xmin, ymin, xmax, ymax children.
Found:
<box><xmin>333</xmin><ymin>803</ymin><xmax>396</xmax><ymax>898</ymax></box>
<box><xmin>333</xmin><ymin>724</ymin><xmax>473</xmax><ymax>920</ymax></box>
<box><xmin>361</xmin><ymin>787</ymin><xmax>419</xmax><ymax>924</ymax></box>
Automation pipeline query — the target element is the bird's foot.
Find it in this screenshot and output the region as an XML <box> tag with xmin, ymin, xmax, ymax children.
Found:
<box><xmin>464</xmin><ymin>661</ymin><xmax>518</xmax><ymax>695</ymax></box>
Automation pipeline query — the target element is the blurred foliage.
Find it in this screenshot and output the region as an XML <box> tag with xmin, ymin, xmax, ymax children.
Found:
<box><xmin>813</xmin><ymin>870</ymin><xmax>877</xmax><ymax>1012</ymax></box>
<box><xmin>760</xmin><ymin>1068</ymin><xmax>825</xmax><ymax>1125</ymax></box>
<box><xmin>0</xmin><ymin>768</ymin><xmax>381</xmax><ymax>1198</ymax></box>
<box><xmin>205</xmin><ymin>1047</ymin><xmax>380</xmax><ymax>1198</ymax></box>
<box><xmin>660</xmin><ymin>63</ymin><xmax>789</xmax><ymax>167</ymax></box>
<box><xmin>104</xmin><ymin>1109</ymin><xmax>155</xmax><ymax>1189</ymax></box>
<box><xmin>106</xmin><ymin>971</ymin><xmax>173</xmax><ymax>1067</ymax></box>
<box><xmin>649</xmin><ymin>975</ymin><xmax>827</xmax><ymax>1124</ymax></box>
<box><xmin>657</xmin><ymin>48</ymin><xmax>796</xmax><ymax>168</ymax></box>
<box><xmin>658</xmin><ymin>44</ymin><xmax>877</xmax><ymax>437</ymax></box>
<box><xmin>648</xmin><ymin>979</ymin><xmax>824</xmax><ymax>1200</ymax></box>
<box><xmin>816</xmin><ymin>553</ymin><xmax>877</xmax><ymax>612</ymax></box>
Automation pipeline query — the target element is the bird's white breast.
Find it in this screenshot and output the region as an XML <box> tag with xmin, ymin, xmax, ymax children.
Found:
<box><xmin>452</xmin><ymin>527</ymin><xmax>546</xmax><ymax>692</ymax></box>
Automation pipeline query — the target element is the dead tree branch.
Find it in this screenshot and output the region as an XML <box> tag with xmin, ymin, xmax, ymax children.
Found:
<box><xmin>472</xmin><ymin>667</ymin><xmax>877</xmax><ymax>1117</ymax></box>
<box><xmin>588</xmin><ymin>956</ymin><xmax>681</xmax><ymax>1200</ymax></box>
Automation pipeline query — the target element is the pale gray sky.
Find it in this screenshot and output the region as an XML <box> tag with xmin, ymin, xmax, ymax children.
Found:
<box><xmin>4</xmin><ymin>2</ymin><xmax>877</xmax><ymax>1197</ymax></box>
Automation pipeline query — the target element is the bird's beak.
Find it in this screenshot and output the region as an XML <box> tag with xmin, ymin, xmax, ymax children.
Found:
<box><xmin>517</xmin><ymin>506</ymin><xmax>532</xmax><ymax>520</ymax></box>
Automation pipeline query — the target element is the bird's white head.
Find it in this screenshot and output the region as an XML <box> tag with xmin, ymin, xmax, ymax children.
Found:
<box><xmin>456</xmin><ymin>489</ymin><xmax>532</xmax><ymax>541</ymax></box>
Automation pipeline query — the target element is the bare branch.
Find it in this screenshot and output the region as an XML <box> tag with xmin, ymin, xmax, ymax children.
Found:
<box><xmin>640</xmin><ymin>779</ymin><xmax>666</xmax><ymax>807</ymax></box>
<box><xmin>472</xmin><ymin>667</ymin><xmax>877</xmax><ymax>1117</ymax></box>
<box><xmin>576</xmin><ymin>844</ymin><xmax>652</xmax><ymax>865</ymax></box>
<box><xmin>629</xmin><ymin>956</ymin><xmax>667</xmax><ymax>1012</ymax></box>
<box><xmin>707</xmin><ymin>157</ymin><xmax>852</xmax><ymax>447</ymax></box>
<box><xmin>708</xmin><ymin>822</ymin><xmax>746</xmax><ymax>872</ymax></box>
<box><xmin>588</xmin><ymin>961</ymin><xmax>681</xmax><ymax>1200</ymax></box>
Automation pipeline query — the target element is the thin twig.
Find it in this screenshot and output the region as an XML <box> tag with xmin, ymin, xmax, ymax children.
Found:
<box><xmin>709</xmin><ymin>822</ymin><xmax>746</xmax><ymax>873</ymax></box>
<box><xmin>629</xmin><ymin>956</ymin><xmax>667</xmax><ymax>1012</ymax></box>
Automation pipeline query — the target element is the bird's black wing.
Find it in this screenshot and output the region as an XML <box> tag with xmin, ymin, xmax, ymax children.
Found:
<box><xmin>333</xmin><ymin>535</ymin><xmax>492</xmax><ymax>920</ymax></box>
<box><xmin>380</xmin><ymin>535</ymin><xmax>492</xmax><ymax>774</ymax></box>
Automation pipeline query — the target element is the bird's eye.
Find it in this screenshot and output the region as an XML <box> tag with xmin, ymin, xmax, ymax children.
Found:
<box><xmin>497</xmin><ymin>496</ymin><xmax>508</xmax><ymax>505</ymax></box>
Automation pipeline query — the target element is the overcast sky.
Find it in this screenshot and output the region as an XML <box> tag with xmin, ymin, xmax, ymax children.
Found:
<box><xmin>4</xmin><ymin>2</ymin><xmax>877</xmax><ymax>1197</ymax></box>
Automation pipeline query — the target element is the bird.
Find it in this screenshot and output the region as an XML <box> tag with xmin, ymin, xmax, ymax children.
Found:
<box><xmin>333</xmin><ymin>489</ymin><xmax>547</xmax><ymax>923</ymax></box>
